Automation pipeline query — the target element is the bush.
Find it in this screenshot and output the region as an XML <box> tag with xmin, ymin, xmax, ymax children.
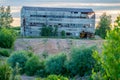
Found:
<box><xmin>45</xmin><ymin>75</ymin><xmax>68</xmax><ymax>80</ymax></box>
<box><xmin>45</xmin><ymin>53</ymin><xmax>67</xmax><ymax>75</ymax></box>
<box><xmin>0</xmin><ymin>28</ymin><xmax>16</xmax><ymax>48</ymax></box>
<box><xmin>41</xmin><ymin>26</ymin><xmax>53</xmax><ymax>36</ymax></box>
<box><xmin>7</xmin><ymin>50</ymin><xmax>29</xmax><ymax>74</ymax></box>
<box><xmin>0</xmin><ymin>62</ymin><xmax>11</xmax><ymax>80</ymax></box>
<box><xmin>0</xmin><ymin>48</ymin><xmax>12</xmax><ymax>57</ymax></box>
<box><xmin>25</xmin><ymin>55</ymin><xmax>44</xmax><ymax>76</ymax></box>
<box><xmin>61</xmin><ymin>30</ymin><xmax>65</xmax><ymax>37</ymax></box>
<box><xmin>10</xmin><ymin>63</ymin><xmax>22</xmax><ymax>80</ymax></box>
<box><xmin>65</xmin><ymin>47</ymin><xmax>96</xmax><ymax>77</ymax></box>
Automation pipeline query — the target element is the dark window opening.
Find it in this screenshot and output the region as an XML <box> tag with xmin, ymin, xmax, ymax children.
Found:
<box><xmin>66</xmin><ymin>32</ymin><xmax>72</xmax><ymax>36</ymax></box>
<box><xmin>43</xmin><ymin>15</ymin><xmax>46</xmax><ymax>17</ymax></box>
<box><xmin>81</xmin><ymin>12</ymin><xmax>88</xmax><ymax>14</ymax></box>
<box><xmin>74</xmin><ymin>12</ymin><xmax>78</xmax><ymax>14</ymax></box>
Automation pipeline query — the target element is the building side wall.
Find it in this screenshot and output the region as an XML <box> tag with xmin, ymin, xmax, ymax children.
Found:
<box><xmin>21</xmin><ymin>7</ymin><xmax>95</xmax><ymax>37</ymax></box>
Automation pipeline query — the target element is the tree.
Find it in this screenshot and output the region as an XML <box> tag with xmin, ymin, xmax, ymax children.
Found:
<box><xmin>61</xmin><ymin>30</ymin><xmax>65</xmax><ymax>37</ymax></box>
<box><xmin>93</xmin><ymin>15</ymin><xmax>120</xmax><ymax>80</ymax></box>
<box><xmin>41</xmin><ymin>26</ymin><xmax>53</xmax><ymax>37</ymax></box>
<box><xmin>95</xmin><ymin>13</ymin><xmax>111</xmax><ymax>39</ymax></box>
<box><xmin>114</xmin><ymin>14</ymin><xmax>120</xmax><ymax>27</ymax></box>
<box><xmin>0</xmin><ymin>6</ymin><xmax>13</xmax><ymax>28</ymax></box>
<box><xmin>53</xmin><ymin>26</ymin><xmax>58</xmax><ymax>36</ymax></box>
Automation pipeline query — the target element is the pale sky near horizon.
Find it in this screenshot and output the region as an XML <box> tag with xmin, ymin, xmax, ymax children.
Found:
<box><xmin>0</xmin><ymin>0</ymin><xmax>120</xmax><ymax>26</ymax></box>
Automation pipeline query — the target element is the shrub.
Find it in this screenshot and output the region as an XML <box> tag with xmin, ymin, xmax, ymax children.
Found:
<box><xmin>61</xmin><ymin>30</ymin><xmax>65</xmax><ymax>37</ymax></box>
<box><xmin>45</xmin><ymin>75</ymin><xmax>68</xmax><ymax>80</ymax></box>
<box><xmin>45</xmin><ymin>53</ymin><xmax>67</xmax><ymax>75</ymax></box>
<box><xmin>10</xmin><ymin>63</ymin><xmax>22</xmax><ymax>80</ymax></box>
<box><xmin>65</xmin><ymin>46</ymin><xmax>96</xmax><ymax>77</ymax></box>
<box><xmin>0</xmin><ymin>62</ymin><xmax>11</xmax><ymax>80</ymax></box>
<box><xmin>0</xmin><ymin>48</ymin><xmax>12</xmax><ymax>57</ymax></box>
<box><xmin>0</xmin><ymin>28</ymin><xmax>16</xmax><ymax>48</ymax></box>
<box><xmin>25</xmin><ymin>55</ymin><xmax>44</xmax><ymax>76</ymax></box>
<box><xmin>41</xmin><ymin>26</ymin><xmax>53</xmax><ymax>36</ymax></box>
<box><xmin>91</xmin><ymin>71</ymin><xmax>106</xmax><ymax>80</ymax></box>
<box><xmin>7</xmin><ymin>50</ymin><xmax>29</xmax><ymax>74</ymax></box>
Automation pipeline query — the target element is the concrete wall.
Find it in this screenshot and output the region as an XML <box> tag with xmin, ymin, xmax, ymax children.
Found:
<box><xmin>21</xmin><ymin>7</ymin><xmax>95</xmax><ymax>37</ymax></box>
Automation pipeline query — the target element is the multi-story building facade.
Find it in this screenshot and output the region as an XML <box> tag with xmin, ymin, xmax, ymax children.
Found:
<box><xmin>21</xmin><ymin>6</ymin><xmax>95</xmax><ymax>38</ymax></box>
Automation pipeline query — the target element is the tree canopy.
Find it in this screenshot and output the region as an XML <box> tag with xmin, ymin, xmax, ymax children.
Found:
<box><xmin>0</xmin><ymin>6</ymin><xmax>13</xmax><ymax>28</ymax></box>
<box><xmin>95</xmin><ymin>13</ymin><xmax>111</xmax><ymax>39</ymax></box>
<box><xmin>93</xmin><ymin>15</ymin><xmax>120</xmax><ymax>80</ymax></box>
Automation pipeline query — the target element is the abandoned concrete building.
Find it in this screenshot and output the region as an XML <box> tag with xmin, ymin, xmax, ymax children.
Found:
<box><xmin>21</xmin><ymin>6</ymin><xmax>95</xmax><ymax>38</ymax></box>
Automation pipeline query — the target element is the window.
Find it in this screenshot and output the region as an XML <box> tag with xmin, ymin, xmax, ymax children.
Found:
<box><xmin>74</xmin><ymin>12</ymin><xmax>78</xmax><ymax>14</ymax></box>
<box><xmin>66</xmin><ymin>32</ymin><xmax>72</xmax><ymax>36</ymax></box>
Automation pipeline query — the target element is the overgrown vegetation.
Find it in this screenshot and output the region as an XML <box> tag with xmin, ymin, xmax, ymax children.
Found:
<box><xmin>7</xmin><ymin>51</ymin><xmax>29</xmax><ymax>74</ymax></box>
<box><xmin>92</xmin><ymin>15</ymin><xmax>120</xmax><ymax>80</ymax></box>
<box><xmin>0</xmin><ymin>28</ymin><xmax>16</xmax><ymax>48</ymax></box>
<box><xmin>45</xmin><ymin>53</ymin><xmax>67</xmax><ymax>75</ymax></box>
<box><xmin>41</xmin><ymin>26</ymin><xmax>58</xmax><ymax>37</ymax></box>
<box><xmin>25</xmin><ymin>56</ymin><xmax>43</xmax><ymax>76</ymax></box>
<box><xmin>95</xmin><ymin>13</ymin><xmax>111</xmax><ymax>39</ymax></box>
<box><xmin>0</xmin><ymin>6</ymin><xmax>120</xmax><ymax>79</ymax></box>
<box><xmin>61</xmin><ymin>30</ymin><xmax>66</xmax><ymax>37</ymax></box>
<box><xmin>0</xmin><ymin>62</ymin><xmax>11</xmax><ymax>80</ymax></box>
<box><xmin>66</xmin><ymin>46</ymin><xmax>96</xmax><ymax>77</ymax></box>
<box><xmin>0</xmin><ymin>48</ymin><xmax>12</xmax><ymax>57</ymax></box>
<box><xmin>0</xmin><ymin>6</ymin><xmax>13</xmax><ymax>28</ymax></box>
<box><xmin>45</xmin><ymin>75</ymin><xmax>68</xmax><ymax>80</ymax></box>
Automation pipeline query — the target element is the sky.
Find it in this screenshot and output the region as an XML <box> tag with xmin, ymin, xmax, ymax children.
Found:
<box><xmin>0</xmin><ymin>0</ymin><xmax>120</xmax><ymax>26</ymax></box>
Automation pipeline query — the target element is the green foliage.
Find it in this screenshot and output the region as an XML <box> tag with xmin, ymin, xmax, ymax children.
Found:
<box><xmin>25</xmin><ymin>55</ymin><xmax>44</xmax><ymax>76</ymax></box>
<box><xmin>53</xmin><ymin>26</ymin><xmax>58</xmax><ymax>36</ymax></box>
<box><xmin>115</xmin><ymin>14</ymin><xmax>120</xmax><ymax>27</ymax></box>
<box><xmin>91</xmin><ymin>70</ymin><xmax>107</xmax><ymax>80</ymax></box>
<box><xmin>95</xmin><ymin>13</ymin><xmax>111</xmax><ymax>39</ymax></box>
<box><xmin>11</xmin><ymin>27</ymin><xmax>20</xmax><ymax>36</ymax></box>
<box><xmin>45</xmin><ymin>75</ymin><xmax>68</xmax><ymax>80</ymax></box>
<box><xmin>34</xmin><ymin>78</ymin><xmax>43</xmax><ymax>80</ymax></box>
<box><xmin>66</xmin><ymin>47</ymin><xmax>96</xmax><ymax>77</ymax></box>
<box><xmin>0</xmin><ymin>28</ymin><xmax>16</xmax><ymax>48</ymax></box>
<box><xmin>41</xmin><ymin>26</ymin><xmax>53</xmax><ymax>36</ymax></box>
<box><xmin>92</xmin><ymin>15</ymin><xmax>120</xmax><ymax>80</ymax></box>
<box><xmin>10</xmin><ymin>63</ymin><xmax>22</xmax><ymax>80</ymax></box>
<box><xmin>7</xmin><ymin>50</ymin><xmax>29</xmax><ymax>74</ymax></box>
<box><xmin>0</xmin><ymin>62</ymin><xmax>11</xmax><ymax>80</ymax></box>
<box><xmin>41</xmin><ymin>51</ymin><xmax>48</xmax><ymax>59</ymax></box>
<box><xmin>41</xmin><ymin>26</ymin><xmax>59</xmax><ymax>37</ymax></box>
<box><xmin>0</xmin><ymin>48</ymin><xmax>12</xmax><ymax>57</ymax></box>
<box><xmin>0</xmin><ymin>6</ymin><xmax>13</xmax><ymax>28</ymax></box>
<box><xmin>11</xmin><ymin>27</ymin><xmax>20</xmax><ymax>30</ymax></box>
<box><xmin>61</xmin><ymin>30</ymin><xmax>65</xmax><ymax>37</ymax></box>
<box><xmin>45</xmin><ymin>53</ymin><xmax>67</xmax><ymax>75</ymax></box>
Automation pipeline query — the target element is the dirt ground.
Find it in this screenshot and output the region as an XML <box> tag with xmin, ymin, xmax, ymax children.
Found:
<box><xmin>14</xmin><ymin>38</ymin><xmax>103</xmax><ymax>55</ymax></box>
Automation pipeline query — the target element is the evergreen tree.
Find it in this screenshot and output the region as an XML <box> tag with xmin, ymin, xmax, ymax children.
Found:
<box><xmin>95</xmin><ymin>13</ymin><xmax>111</xmax><ymax>39</ymax></box>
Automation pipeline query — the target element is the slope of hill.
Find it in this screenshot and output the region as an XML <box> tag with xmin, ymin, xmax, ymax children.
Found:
<box><xmin>14</xmin><ymin>38</ymin><xmax>103</xmax><ymax>54</ymax></box>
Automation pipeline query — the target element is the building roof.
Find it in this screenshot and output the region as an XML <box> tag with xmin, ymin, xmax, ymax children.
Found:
<box><xmin>22</xmin><ymin>6</ymin><xmax>94</xmax><ymax>12</ymax></box>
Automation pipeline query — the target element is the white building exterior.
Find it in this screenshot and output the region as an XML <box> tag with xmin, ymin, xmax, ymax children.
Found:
<box><xmin>21</xmin><ymin>6</ymin><xmax>95</xmax><ymax>37</ymax></box>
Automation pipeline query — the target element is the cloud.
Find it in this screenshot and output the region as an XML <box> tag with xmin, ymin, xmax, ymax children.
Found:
<box><xmin>22</xmin><ymin>2</ymin><xmax>120</xmax><ymax>7</ymax></box>
<box><xmin>11</xmin><ymin>6</ymin><xmax>21</xmax><ymax>13</ymax></box>
<box><xmin>7</xmin><ymin>2</ymin><xmax>120</xmax><ymax>26</ymax></box>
